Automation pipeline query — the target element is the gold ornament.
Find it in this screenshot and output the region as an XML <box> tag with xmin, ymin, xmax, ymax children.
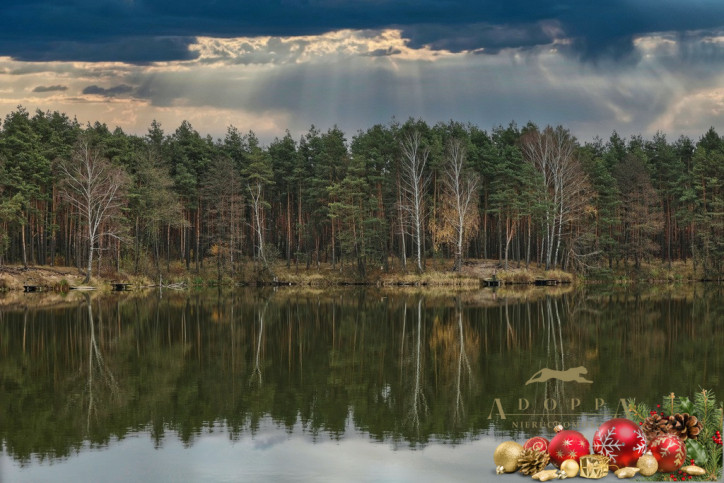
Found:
<box><xmin>681</xmin><ymin>465</ymin><xmax>706</xmax><ymax>476</ymax></box>
<box><xmin>493</xmin><ymin>441</ymin><xmax>523</xmax><ymax>473</ymax></box>
<box><xmin>495</xmin><ymin>465</ymin><xmax>505</xmax><ymax>475</ymax></box>
<box><xmin>532</xmin><ymin>469</ymin><xmax>560</xmax><ymax>481</ymax></box>
<box><xmin>578</xmin><ymin>454</ymin><xmax>609</xmax><ymax>479</ymax></box>
<box><xmin>560</xmin><ymin>459</ymin><xmax>579</xmax><ymax>477</ymax></box>
<box><xmin>636</xmin><ymin>451</ymin><xmax>658</xmax><ymax>477</ymax></box>
<box><xmin>614</xmin><ymin>467</ymin><xmax>640</xmax><ymax>479</ymax></box>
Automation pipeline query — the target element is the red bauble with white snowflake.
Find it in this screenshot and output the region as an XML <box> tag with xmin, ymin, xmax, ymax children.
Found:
<box><xmin>548</xmin><ymin>425</ymin><xmax>590</xmax><ymax>468</ymax></box>
<box><xmin>592</xmin><ymin>418</ymin><xmax>648</xmax><ymax>470</ymax></box>
<box><xmin>524</xmin><ymin>436</ymin><xmax>549</xmax><ymax>453</ymax></box>
<box><xmin>649</xmin><ymin>434</ymin><xmax>686</xmax><ymax>473</ymax></box>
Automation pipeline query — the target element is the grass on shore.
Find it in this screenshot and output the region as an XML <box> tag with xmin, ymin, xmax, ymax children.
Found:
<box><xmin>582</xmin><ymin>259</ymin><xmax>704</xmax><ymax>283</ymax></box>
<box><xmin>3</xmin><ymin>257</ymin><xmax>714</xmax><ymax>292</ymax></box>
<box><xmin>1</xmin><ymin>257</ymin><xmax>573</xmax><ymax>290</ymax></box>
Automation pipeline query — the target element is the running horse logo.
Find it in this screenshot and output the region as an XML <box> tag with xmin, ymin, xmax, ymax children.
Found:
<box><xmin>525</xmin><ymin>366</ymin><xmax>593</xmax><ymax>385</ymax></box>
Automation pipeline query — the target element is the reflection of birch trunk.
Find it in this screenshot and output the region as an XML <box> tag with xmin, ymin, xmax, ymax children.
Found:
<box><xmin>408</xmin><ymin>298</ymin><xmax>428</xmax><ymax>434</ymax></box>
<box><xmin>554</xmin><ymin>298</ymin><xmax>565</xmax><ymax>404</ymax></box>
<box><xmin>87</xmin><ymin>305</ymin><xmax>94</xmax><ymax>433</ymax></box>
<box><xmin>23</xmin><ymin>308</ymin><xmax>28</xmax><ymax>355</ymax></box>
<box><xmin>249</xmin><ymin>300</ymin><xmax>269</xmax><ymax>387</ymax></box>
<box><xmin>399</xmin><ymin>302</ymin><xmax>406</xmax><ymax>383</ymax></box>
<box><xmin>542</xmin><ymin>297</ymin><xmax>565</xmax><ymax>421</ymax></box>
<box><xmin>505</xmin><ymin>299</ymin><xmax>515</xmax><ymax>348</ymax></box>
<box><xmin>454</xmin><ymin>306</ymin><xmax>472</xmax><ymax>424</ymax></box>
<box><xmin>85</xmin><ymin>294</ymin><xmax>119</xmax><ymax>433</ymax></box>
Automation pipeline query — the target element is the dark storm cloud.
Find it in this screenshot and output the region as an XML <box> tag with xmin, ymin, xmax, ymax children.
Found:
<box><xmin>1</xmin><ymin>1</ymin><xmax>723</xmax><ymax>63</ymax></box>
<box><xmin>1</xmin><ymin>37</ymin><xmax>199</xmax><ymax>64</ymax></box>
<box><xmin>32</xmin><ymin>85</ymin><xmax>68</xmax><ymax>92</ymax></box>
<box><xmin>82</xmin><ymin>84</ymin><xmax>134</xmax><ymax>97</ymax></box>
<box><xmin>402</xmin><ymin>21</ymin><xmax>562</xmax><ymax>54</ymax></box>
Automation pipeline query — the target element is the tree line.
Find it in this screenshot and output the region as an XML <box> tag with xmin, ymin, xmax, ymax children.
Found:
<box><xmin>0</xmin><ymin>106</ymin><xmax>722</xmax><ymax>280</ymax></box>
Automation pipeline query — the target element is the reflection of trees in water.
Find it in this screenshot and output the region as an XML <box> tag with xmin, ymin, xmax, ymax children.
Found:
<box><xmin>249</xmin><ymin>299</ymin><xmax>268</xmax><ymax>388</ymax></box>
<box><xmin>404</xmin><ymin>299</ymin><xmax>428</xmax><ymax>436</ymax></box>
<box><xmin>454</xmin><ymin>303</ymin><xmax>474</xmax><ymax>424</ymax></box>
<box><xmin>429</xmin><ymin>298</ymin><xmax>479</xmax><ymax>431</ymax></box>
<box><xmin>1</xmin><ymin>287</ymin><xmax>723</xmax><ymax>461</ymax></box>
<box><xmin>84</xmin><ymin>294</ymin><xmax>121</xmax><ymax>435</ymax></box>
<box><xmin>540</xmin><ymin>296</ymin><xmax>566</xmax><ymax>424</ymax></box>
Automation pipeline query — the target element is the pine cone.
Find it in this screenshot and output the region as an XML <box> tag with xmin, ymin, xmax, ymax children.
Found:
<box><xmin>642</xmin><ymin>413</ymin><xmax>670</xmax><ymax>442</ymax></box>
<box><xmin>667</xmin><ymin>413</ymin><xmax>702</xmax><ymax>441</ymax></box>
<box><xmin>518</xmin><ymin>448</ymin><xmax>550</xmax><ymax>475</ymax></box>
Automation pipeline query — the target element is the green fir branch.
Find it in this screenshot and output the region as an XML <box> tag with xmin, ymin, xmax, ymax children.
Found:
<box><xmin>625</xmin><ymin>389</ymin><xmax>722</xmax><ymax>481</ymax></box>
<box><xmin>626</xmin><ymin>398</ymin><xmax>650</xmax><ymax>424</ymax></box>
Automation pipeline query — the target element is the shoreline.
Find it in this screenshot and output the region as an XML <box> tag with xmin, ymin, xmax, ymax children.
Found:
<box><xmin>1</xmin><ymin>259</ymin><xmax>718</xmax><ymax>293</ymax></box>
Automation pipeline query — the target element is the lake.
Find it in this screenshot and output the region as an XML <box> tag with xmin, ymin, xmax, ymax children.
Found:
<box><xmin>1</xmin><ymin>285</ymin><xmax>722</xmax><ymax>481</ymax></box>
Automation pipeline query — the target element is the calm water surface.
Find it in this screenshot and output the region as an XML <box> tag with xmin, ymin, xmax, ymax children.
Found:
<box><xmin>1</xmin><ymin>285</ymin><xmax>722</xmax><ymax>482</ymax></box>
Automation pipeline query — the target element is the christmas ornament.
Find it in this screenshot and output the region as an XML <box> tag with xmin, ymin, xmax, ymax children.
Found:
<box><xmin>518</xmin><ymin>448</ymin><xmax>550</xmax><ymax>475</ymax></box>
<box><xmin>613</xmin><ymin>467</ymin><xmax>640</xmax><ymax>478</ymax></box>
<box><xmin>668</xmin><ymin>413</ymin><xmax>702</xmax><ymax>440</ymax></box>
<box><xmin>649</xmin><ymin>434</ymin><xmax>686</xmax><ymax>473</ymax></box>
<box><xmin>493</xmin><ymin>441</ymin><xmax>523</xmax><ymax>473</ymax></box>
<box><xmin>532</xmin><ymin>469</ymin><xmax>557</xmax><ymax>481</ymax></box>
<box><xmin>625</xmin><ymin>389</ymin><xmax>723</xmax><ymax>481</ymax></box>
<box><xmin>592</xmin><ymin>418</ymin><xmax>647</xmax><ymax>470</ymax></box>
<box><xmin>524</xmin><ymin>436</ymin><xmax>550</xmax><ymax>452</ymax></box>
<box><xmin>635</xmin><ymin>451</ymin><xmax>658</xmax><ymax>476</ymax></box>
<box><xmin>532</xmin><ymin>469</ymin><xmax>567</xmax><ymax>481</ymax></box>
<box><xmin>559</xmin><ymin>459</ymin><xmax>579</xmax><ymax>477</ymax></box>
<box><xmin>578</xmin><ymin>454</ymin><xmax>610</xmax><ymax>479</ymax></box>
<box><xmin>641</xmin><ymin>412</ymin><xmax>669</xmax><ymax>442</ymax></box>
<box><xmin>680</xmin><ymin>464</ymin><xmax>706</xmax><ymax>476</ymax></box>
<box><xmin>548</xmin><ymin>425</ymin><xmax>590</xmax><ymax>468</ymax></box>
<box><xmin>495</xmin><ymin>466</ymin><xmax>505</xmax><ymax>475</ymax></box>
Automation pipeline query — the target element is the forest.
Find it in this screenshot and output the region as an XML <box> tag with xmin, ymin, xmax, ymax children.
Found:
<box><xmin>0</xmin><ymin>106</ymin><xmax>722</xmax><ymax>281</ymax></box>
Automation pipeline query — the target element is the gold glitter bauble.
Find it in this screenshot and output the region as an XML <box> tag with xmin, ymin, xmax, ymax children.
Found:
<box><xmin>493</xmin><ymin>441</ymin><xmax>524</xmax><ymax>473</ymax></box>
<box><xmin>560</xmin><ymin>459</ymin><xmax>579</xmax><ymax>477</ymax></box>
<box><xmin>636</xmin><ymin>452</ymin><xmax>658</xmax><ymax>477</ymax></box>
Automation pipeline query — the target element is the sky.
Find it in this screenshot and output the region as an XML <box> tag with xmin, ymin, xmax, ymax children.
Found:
<box><xmin>0</xmin><ymin>0</ymin><xmax>722</xmax><ymax>144</ymax></box>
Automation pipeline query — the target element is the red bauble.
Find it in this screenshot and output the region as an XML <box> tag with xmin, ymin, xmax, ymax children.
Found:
<box><xmin>592</xmin><ymin>418</ymin><xmax>648</xmax><ymax>470</ymax></box>
<box><xmin>649</xmin><ymin>434</ymin><xmax>686</xmax><ymax>473</ymax></box>
<box><xmin>524</xmin><ymin>436</ymin><xmax>549</xmax><ymax>453</ymax></box>
<box><xmin>548</xmin><ymin>428</ymin><xmax>590</xmax><ymax>467</ymax></box>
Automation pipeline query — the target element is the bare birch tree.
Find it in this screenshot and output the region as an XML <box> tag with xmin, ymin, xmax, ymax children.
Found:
<box><xmin>244</xmin><ymin>148</ymin><xmax>274</xmax><ymax>272</ymax></box>
<box><xmin>399</xmin><ymin>132</ymin><xmax>430</xmax><ymax>273</ymax></box>
<box><xmin>521</xmin><ymin>126</ymin><xmax>589</xmax><ymax>269</ymax></box>
<box><xmin>441</xmin><ymin>139</ymin><xmax>479</xmax><ymax>271</ymax></box>
<box><xmin>60</xmin><ymin>136</ymin><xmax>127</xmax><ymax>283</ymax></box>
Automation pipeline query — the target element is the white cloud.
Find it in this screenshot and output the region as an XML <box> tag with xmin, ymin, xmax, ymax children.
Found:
<box><xmin>650</xmin><ymin>86</ymin><xmax>724</xmax><ymax>134</ymax></box>
<box><xmin>190</xmin><ymin>29</ymin><xmax>458</xmax><ymax>66</ymax></box>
